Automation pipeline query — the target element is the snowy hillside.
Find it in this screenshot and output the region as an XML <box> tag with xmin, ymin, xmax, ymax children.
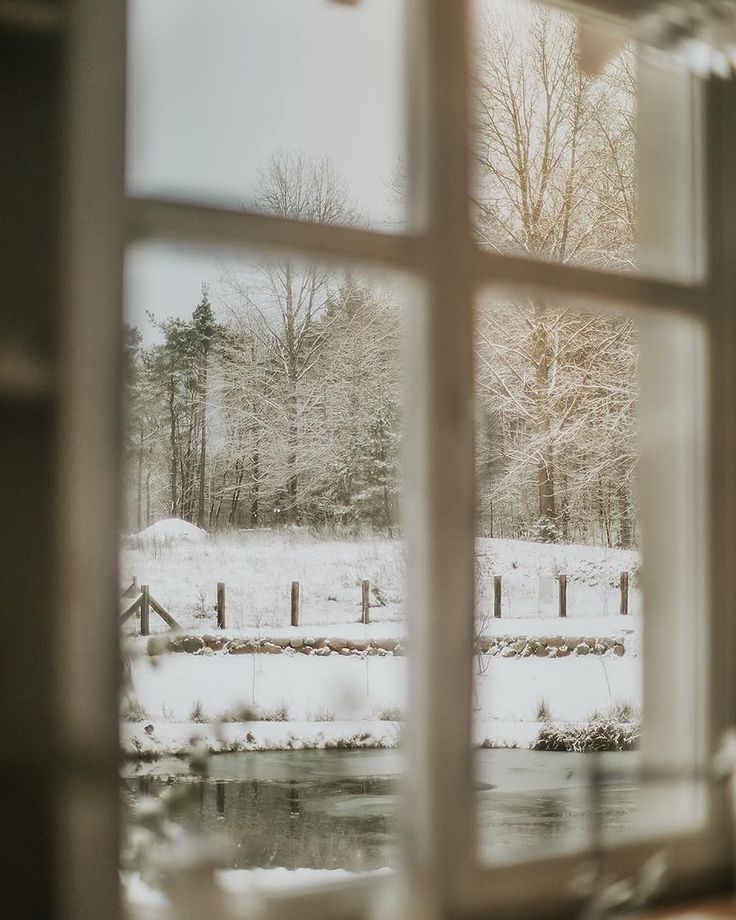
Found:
<box><xmin>121</xmin><ymin>528</ymin><xmax>640</xmax><ymax>634</ymax></box>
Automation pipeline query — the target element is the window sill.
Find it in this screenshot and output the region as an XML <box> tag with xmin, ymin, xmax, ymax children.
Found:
<box><xmin>644</xmin><ymin>897</ymin><xmax>736</xmax><ymax>918</ymax></box>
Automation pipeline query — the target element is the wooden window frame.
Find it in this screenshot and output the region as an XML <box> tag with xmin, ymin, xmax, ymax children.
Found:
<box><xmin>50</xmin><ymin>1</ymin><xmax>736</xmax><ymax>918</ymax></box>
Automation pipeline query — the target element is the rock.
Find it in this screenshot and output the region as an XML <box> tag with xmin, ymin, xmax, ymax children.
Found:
<box><xmin>202</xmin><ymin>635</ymin><xmax>226</xmax><ymax>652</ymax></box>
<box><xmin>575</xmin><ymin>643</ymin><xmax>590</xmax><ymax>656</ymax></box>
<box><xmin>547</xmin><ymin>647</ymin><xmax>558</xmax><ymax>658</ymax></box>
<box><xmin>339</xmin><ymin>648</ymin><xmax>352</xmax><ymax>656</ymax></box>
<box><xmin>521</xmin><ymin>648</ymin><xmax>533</xmax><ymax>658</ymax></box>
<box><xmin>304</xmin><ymin>637</ymin><xmax>316</xmax><ymax>646</ymax></box>
<box><xmin>171</xmin><ymin>636</ymin><xmax>204</xmax><ymax>654</ymax></box>
<box><xmin>261</xmin><ymin>642</ymin><xmax>281</xmax><ymax>655</ymax></box>
<box><xmin>289</xmin><ymin>638</ymin><xmax>304</xmax><ymax>649</ymax></box>
<box><xmin>556</xmin><ymin>646</ymin><xmax>570</xmax><ymax>657</ymax></box>
<box><xmin>613</xmin><ymin>643</ymin><xmax>625</xmax><ymax>657</ymax></box>
<box><xmin>329</xmin><ymin>639</ymin><xmax>347</xmax><ymax>652</ymax></box>
<box><xmin>565</xmin><ymin>637</ymin><xmax>582</xmax><ymax>651</ymax></box>
<box><xmin>500</xmin><ymin>647</ymin><xmax>516</xmax><ymax>658</ymax></box>
<box><xmin>144</xmin><ymin>723</ymin><xmax>155</xmax><ymax>735</ymax></box>
<box><xmin>350</xmin><ymin>640</ymin><xmax>367</xmax><ymax>652</ymax></box>
<box><xmin>272</xmin><ymin>638</ymin><xmax>291</xmax><ymax>649</ymax></box>
<box><xmin>513</xmin><ymin>639</ymin><xmax>527</xmax><ymax>654</ymax></box>
<box><xmin>228</xmin><ymin>640</ymin><xmax>258</xmax><ymax>655</ymax></box>
<box><xmin>315</xmin><ymin>647</ymin><xmax>331</xmax><ymax>657</ymax></box>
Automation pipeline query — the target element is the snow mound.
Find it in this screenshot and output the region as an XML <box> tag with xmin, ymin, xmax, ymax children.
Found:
<box><xmin>135</xmin><ymin>518</ymin><xmax>207</xmax><ymax>543</ymax></box>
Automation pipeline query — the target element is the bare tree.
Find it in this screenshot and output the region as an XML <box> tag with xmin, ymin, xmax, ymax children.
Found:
<box><xmin>221</xmin><ymin>153</ymin><xmax>359</xmax><ymax>523</ymax></box>
<box><xmin>473</xmin><ymin>4</ymin><xmax>637</xmax><ymax>541</ymax></box>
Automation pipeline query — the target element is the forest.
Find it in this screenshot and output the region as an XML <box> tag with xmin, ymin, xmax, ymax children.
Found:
<box><xmin>124</xmin><ymin>7</ymin><xmax>638</xmax><ymax>548</ymax></box>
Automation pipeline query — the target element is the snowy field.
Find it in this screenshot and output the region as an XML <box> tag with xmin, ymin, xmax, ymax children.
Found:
<box><xmin>121</xmin><ymin>523</ymin><xmax>641</xmax><ymax>635</ymax></box>
<box><xmin>124</xmin><ymin>638</ymin><xmax>640</xmax><ymax>756</ymax></box>
<box><xmin>121</xmin><ymin>523</ymin><xmax>642</xmax><ymax>757</ymax></box>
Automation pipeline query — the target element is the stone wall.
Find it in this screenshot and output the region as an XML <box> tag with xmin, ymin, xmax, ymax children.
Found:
<box><xmin>152</xmin><ymin>634</ymin><xmax>626</xmax><ymax>658</ymax></box>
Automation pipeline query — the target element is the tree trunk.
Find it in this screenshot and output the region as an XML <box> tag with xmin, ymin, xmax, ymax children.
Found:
<box><xmin>250</xmin><ymin>447</ymin><xmax>260</xmax><ymax>526</ymax></box>
<box><xmin>136</xmin><ymin>428</ymin><xmax>144</xmax><ymax>532</ymax></box>
<box><xmin>286</xmin><ymin>380</ymin><xmax>298</xmax><ymax>524</ymax></box>
<box><xmin>533</xmin><ymin>310</ymin><xmax>556</xmax><ymax>534</ymax></box>
<box><xmin>197</xmin><ymin>362</ymin><xmax>208</xmax><ymax>527</ymax></box>
<box><xmin>229</xmin><ymin>459</ymin><xmax>244</xmax><ymax>526</ymax></box>
<box><xmin>617</xmin><ymin>481</ymin><xmax>632</xmax><ymax>548</ymax></box>
<box><xmin>145</xmin><ymin>468</ymin><xmax>151</xmax><ymax>527</ymax></box>
<box><xmin>169</xmin><ymin>375</ymin><xmax>178</xmax><ymax>517</ymax></box>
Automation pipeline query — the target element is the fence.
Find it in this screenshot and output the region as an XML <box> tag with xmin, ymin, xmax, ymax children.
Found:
<box><xmin>120</xmin><ymin>576</ymin><xmax>373</xmax><ymax>636</ymax></box>
<box><xmin>120</xmin><ymin>572</ymin><xmax>633</xmax><ymax>636</ymax></box>
<box><xmin>491</xmin><ymin>571</ymin><xmax>631</xmax><ymax>619</ymax></box>
<box><xmin>119</xmin><ymin>577</ymin><xmax>180</xmax><ymax>636</ymax></box>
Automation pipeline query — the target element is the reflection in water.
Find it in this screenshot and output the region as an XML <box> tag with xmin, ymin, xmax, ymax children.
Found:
<box><xmin>123</xmin><ymin>749</ymin><xmax>639</xmax><ymax>872</ymax></box>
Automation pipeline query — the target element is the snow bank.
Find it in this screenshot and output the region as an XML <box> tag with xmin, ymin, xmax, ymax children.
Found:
<box><xmin>134</xmin><ymin>519</ymin><xmax>208</xmax><ymax>544</ymax></box>
<box><xmin>121</xmin><ymin>651</ymin><xmax>640</xmax><ymax>756</ymax></box>
<box><xmin>123</xmin><ymin>868</ymin><xmax>391</xmax><ymax>918</ymax></box>
<box><xmin>122</xmin><ymin>719</ymin><xmax>400</xmax><ymax>759</ymax></box>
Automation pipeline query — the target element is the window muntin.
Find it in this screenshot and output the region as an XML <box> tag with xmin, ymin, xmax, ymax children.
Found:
<box><xmin>112</xmin><ymin>2</ymin><xmax>733</xmax><ymax>918</ymax></box>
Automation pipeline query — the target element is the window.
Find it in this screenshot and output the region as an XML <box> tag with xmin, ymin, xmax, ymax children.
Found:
<box><xmin>44</xmin><ymin>2</ymin><xmax>736</xmax><ymax>919</ymax></box>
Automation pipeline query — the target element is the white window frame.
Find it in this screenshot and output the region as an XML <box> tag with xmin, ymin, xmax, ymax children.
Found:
<box><xmin>55</xmin><ymin>2</ymin><xmax>736</xmax><ymax>919</ymax></box>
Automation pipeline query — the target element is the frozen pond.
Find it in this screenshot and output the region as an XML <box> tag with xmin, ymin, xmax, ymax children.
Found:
<box><xmin>124</xmin><ymin>748</ymin><xmax>650</xmax><ymax>870</ymax></box>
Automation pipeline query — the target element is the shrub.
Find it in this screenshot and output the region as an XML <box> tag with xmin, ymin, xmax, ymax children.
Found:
<box><xmin>376</xmin><ymin>704</ymin><xmax>403</xmax><ymax>722</ymax></box>
<box><xmin>189</xmin><ymin>700</ymin><xmax>207</xmax><ymax>723</ymax></box>
<box><xmin>532</xmin><ymin>718</ymin><xmax>640</xmax><ymax>753</ymax></box>
<box><xmin>607</xmin><ymin>700</ymin><xmax>637</xmax><ymax>723</ymax></box>
<box><xmin>535</xmin><ymin>699</ymin><xmax>551</xmax><ymax>722</ymax></box>
<box><xmin>307</xmin><ymin>707</ymin><xmax>336</xmax><ymax>722</ymax></box>
<box><xmin>121</xmin><ymin>696</ymin><xmax>148</xmax><ymax>722</ymax></box>
<box><xmin>217</xmin><ymin>701</ymin><xmax>289</xmax><ymax>723</ymax></box>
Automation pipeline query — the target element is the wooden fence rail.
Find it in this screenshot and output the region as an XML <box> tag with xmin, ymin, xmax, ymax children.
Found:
<box><xmin>118</xmin><ymin>581</ymin><xmax>180</xmax><ymax>635</ymax></box>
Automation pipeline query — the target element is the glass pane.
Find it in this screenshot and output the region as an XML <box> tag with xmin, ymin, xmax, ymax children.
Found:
<box><xmin>127</xmin><ymin>0</ymin><xmax>408</xmax><ymax>231</ymax></box>
<box><xmin>471</xmin><ymin>0</ymin><xmax>699</xmax><ymax>280</ymax></box>
<box><xmin>120</xmin><ymin>242</ymin><xmax>410</xmax><ymax>912</ymax></box>
<box><xmin>472</xmin><ymin>292</ymin><xmax>707</xmax><ymax>865</ymax></box>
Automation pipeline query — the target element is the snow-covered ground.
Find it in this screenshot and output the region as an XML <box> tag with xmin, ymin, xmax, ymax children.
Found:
<box><xmin>120</xmin><ymin>528</ymin><xmax>641</xmax><ymax>758</ymax></box>
<box><xmin>121</xmin><ymin>527</ymin><xmax>640</xmax><ymax>635</ymax></box>
<box><xmin>124</xmin><ymin>868</ymin><xmax>390</xmax><ymax>919</ymax></box>
<box><xmin>123</xmin><ymin>645</ymin><xmax>640</xmax><ymax>756</ymax></box>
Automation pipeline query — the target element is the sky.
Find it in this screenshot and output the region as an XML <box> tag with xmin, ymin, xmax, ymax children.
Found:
<box><xmin>125</xmin><ymin>0</ymin><xmax>408</xmax><ymax>342</ymax></box>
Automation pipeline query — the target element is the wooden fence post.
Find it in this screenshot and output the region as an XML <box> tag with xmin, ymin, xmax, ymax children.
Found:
<box><xmin>291</xmin><ymin>581</ymin><xmax>300</xmax><ymax>627</ymax></box>
<box><xmin>141</xmin><ymin>585</ymin><xmax>150</xmax><ymax>636</ymax></box>
<box><xmin>132</xmin><ymin>575</ymin><xmax>139</xmax><ymax>592</ymax></box>
<box><xmin>361</xmin><ymin>580</ymin><xmax>370</xmax><ymax>624</ymax></box>
<box><xmin>558</xmin><ymin>574</ymin><xmax>567</xmax><ymax>618</ymax></box>
<box><xmin>619</xmin><ymin>571</ymin><xmax>629</xmax><ymax>616</ymax></box>
<box><xmin>493</xmin><ymin>575</ymin><xmax>502</xmax><ymax>618</ymax></box>
<box><xmin>217</xmin><ymin>582</ymin><xmax>226</xmax><ymax>629</ymax></box>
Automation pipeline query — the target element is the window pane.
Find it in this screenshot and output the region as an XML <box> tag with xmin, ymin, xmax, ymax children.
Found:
<box><xmin>127</xmin><ymin>0</ymin><xmax>408</xmax><ymax>231</ymax></box>
<box><xmin>120</xmin><ymin>242</ymin><xmax>410</xmax><ymax>912</ymax></box>
<box><xmin>472</xmin><ymin>292</ymin><xmax>707</xmax><ymax>865</ymax></box>
<box><xmin>471</xmin><ymin>0</ymin><xmax>700</xmax><ymax>281</ymax></box>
